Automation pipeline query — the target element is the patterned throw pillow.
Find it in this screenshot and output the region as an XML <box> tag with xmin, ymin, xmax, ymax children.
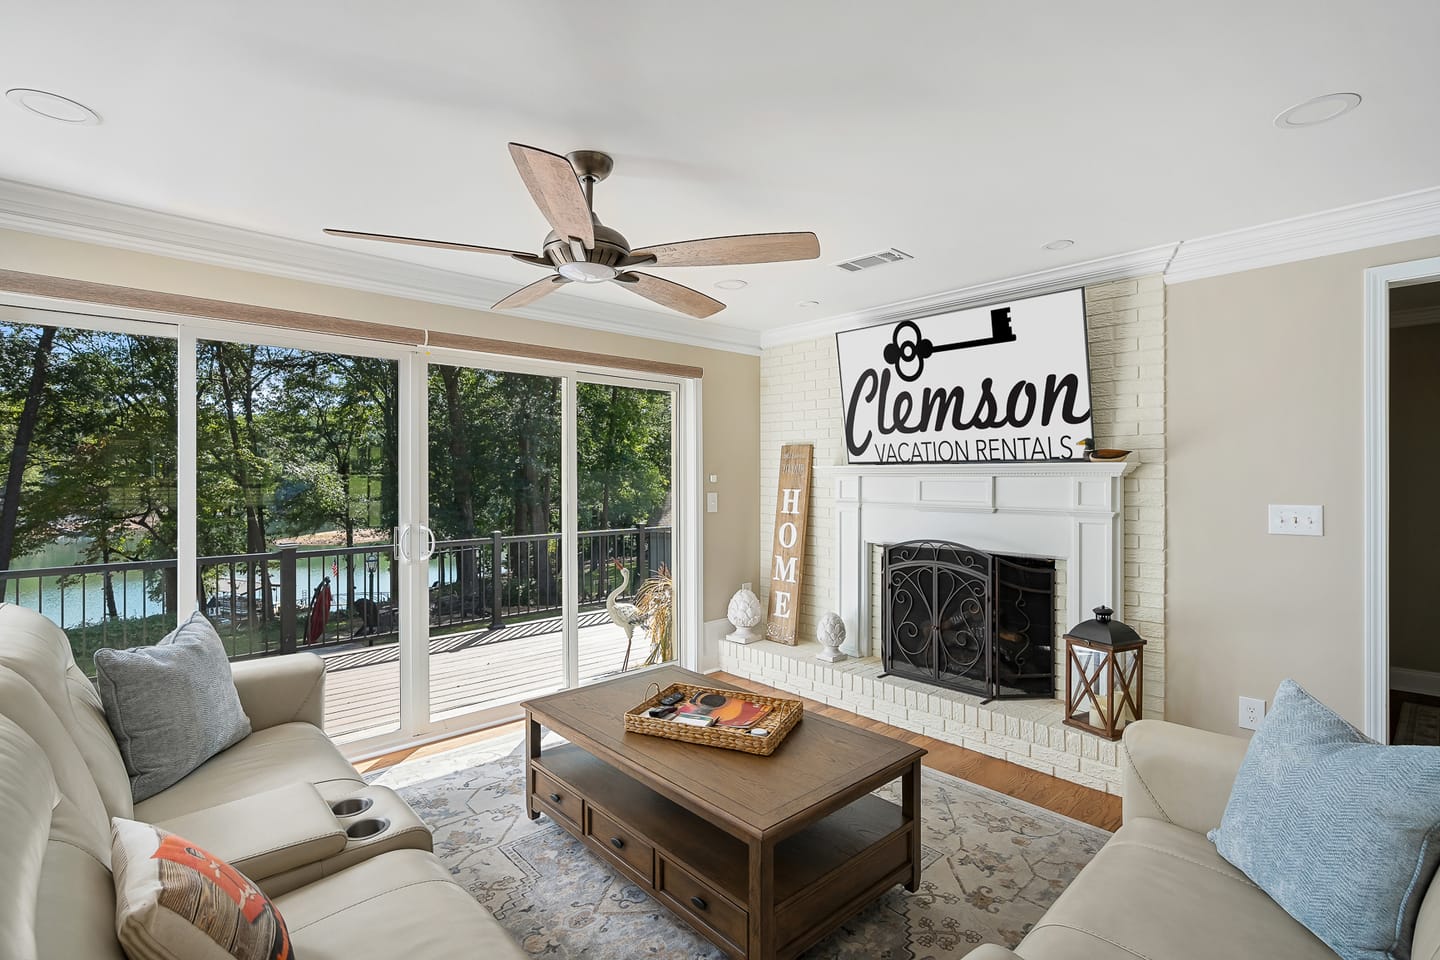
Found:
<box><xmin>111</xmin><ymin>818</ymin><xmax>293</xmax><ymax>960</ymax></box>
<box><xmin>1209</xmin><ymin>680</ymin><xmax>1440</xmax><ymax>960</ymax></box>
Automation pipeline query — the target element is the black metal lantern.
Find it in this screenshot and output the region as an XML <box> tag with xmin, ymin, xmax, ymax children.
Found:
<box><xmin>1063</xmin><ymin>605</ymin><xmax>1145</xmax><ymax>741</ymax></box>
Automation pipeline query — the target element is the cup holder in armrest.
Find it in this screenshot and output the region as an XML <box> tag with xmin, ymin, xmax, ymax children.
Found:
<box><xmin>345</xmin><ymin>817</ymin><xmax>390</xmax><ymax>841</ymax></box>
<box><xmin>330</xmin><ymin>797</ymin><xmax>374</xmax><ymax>818</ymax></box>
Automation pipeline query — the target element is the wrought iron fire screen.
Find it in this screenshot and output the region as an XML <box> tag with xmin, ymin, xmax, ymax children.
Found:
<box><xmin>881</xmin><ymin>540</ymin><xmax>1055</xmax><ymax>701</ymax></box>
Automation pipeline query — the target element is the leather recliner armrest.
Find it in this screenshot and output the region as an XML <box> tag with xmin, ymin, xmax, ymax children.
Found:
<box><xmin>230</xmin><ymin>653</ymin><xmax>326</xmax><ymax>731</ymax></box>
<box><xmin>154</xmin><ymin>782</ymin><xmax>346</xmax><ymax>882</ymax></box>
<box><xmin>1120</xmin><ymin>719</ymin><xmax>1249</xmax><ymax>835</ymax></box>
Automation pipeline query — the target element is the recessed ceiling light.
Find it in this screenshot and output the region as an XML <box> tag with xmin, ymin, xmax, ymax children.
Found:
<box><xmin>6</xmin><ymin>88</ymin><xmax>101</xmax><ymax>125</ymax></box>
<box><xmin>1042</xmin><ymin>239</ymin><xmax>1075</xmax><ymax>251</ymax></box>
<box><xmin>797</xmin><ymin>300</ymin><xmax>821</xmax><ymax>308</ymax></box>
<box><xmin>1273</xmin><ymin>92</ymin><xmax>1361</xmax><ymax>129</ymax></box>
<box><xmin>714</xmin><ymin>279</ymin><xmax>748</xmax><ymax>291</ymax></box>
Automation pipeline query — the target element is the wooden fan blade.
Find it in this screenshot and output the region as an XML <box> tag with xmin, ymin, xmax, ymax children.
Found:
<box><xmin>614</xmin><ymin>272</ymin><xmax>725</xmax><ymax>318</ymax></box>
<box><xmin>492</xmin><ymin>275</ymin><xmax>568</xmax><ymax>311</ymax></box>
<box><xmin>323</xmin><ymin>228</ymin><xmax>535</xmax><ymax>259</ymax></box>
<box><xmin>507</xmin><ymin>143</ymin><xmax>595</xmax><ymax>248</ymax></box>
<box><xmin>630</xmin><ymin>232</ymin><xmax>820</xmax><ymax>267</ymax></box>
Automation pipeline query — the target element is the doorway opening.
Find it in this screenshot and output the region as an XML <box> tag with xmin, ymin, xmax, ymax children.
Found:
<box><xmin>1387</xmin><ymin>279</ymin><xmax>1440</xmax><ymax>744</ymax></box>
<box><xmin>1364</xmin><ymin>256</ymin><xmax>1440</xmax><ymax>743</ymax></box>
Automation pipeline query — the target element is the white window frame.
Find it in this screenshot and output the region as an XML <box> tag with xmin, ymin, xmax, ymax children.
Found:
<box><xmin>0</xmin><ymin>293</ymin><xmax>704</xmax><ymax>759</ymax></box>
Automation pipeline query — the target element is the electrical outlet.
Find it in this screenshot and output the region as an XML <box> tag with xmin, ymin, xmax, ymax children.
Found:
<box><xmin>1239</xmin><ymin>696</ymin><xmax>1267</xmax><ymax>731</ymax></box>
<box><xmin>1267</xmin><ymin>504</ymin><xmax>1323</xmax><ymax>536</ymax></box>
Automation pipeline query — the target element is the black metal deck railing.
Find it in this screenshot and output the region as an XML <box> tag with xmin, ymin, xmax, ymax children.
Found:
<box><xmin>0</xmin><ymin>525</ymin><xmax>671</xmax><ymax>674</ymax></box>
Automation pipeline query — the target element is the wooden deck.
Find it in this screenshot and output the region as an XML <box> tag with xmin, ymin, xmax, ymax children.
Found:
<box><xmin>322</xmin><ymin>615</ymin><xmax>651</xmax><ymax>741</ymax></box>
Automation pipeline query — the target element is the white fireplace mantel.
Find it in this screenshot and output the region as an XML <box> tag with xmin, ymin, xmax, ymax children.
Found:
<box><xmin>823</xmin><ymin>461</ymin><xmax>1136</xmax><ymax>657</ymax></box>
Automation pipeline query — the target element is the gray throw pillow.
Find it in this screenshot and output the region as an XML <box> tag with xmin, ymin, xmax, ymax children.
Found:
<box><xmin>1209</xmin><ymin>679</ymin><xmax>1440</xmax><ymax>960</ymax></box>
<box><xmin>94</xmin><ymin>610</ymin><xmax>251</xmax><ymax>802</ymax></box>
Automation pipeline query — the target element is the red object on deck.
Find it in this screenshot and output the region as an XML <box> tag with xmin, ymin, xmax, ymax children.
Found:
<box><xmin>306</xmin><ymin>579</ymin><xmax>332</xmax><ymax>644</ymax></box>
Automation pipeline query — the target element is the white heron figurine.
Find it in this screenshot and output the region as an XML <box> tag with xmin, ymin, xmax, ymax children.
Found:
<box><xmin>606</xmin><ymin>558</ymin><xmax>649</xmax><ymax>672</ymax></box>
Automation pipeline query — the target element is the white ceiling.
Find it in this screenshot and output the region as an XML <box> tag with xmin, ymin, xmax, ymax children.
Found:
<box><xmin>2</xmin><ymin>0</ymin><xmax>1438</xmax><ymax>336</ymax></box>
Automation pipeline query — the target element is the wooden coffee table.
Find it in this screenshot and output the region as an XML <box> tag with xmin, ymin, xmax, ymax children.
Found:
<box><xmin>523</xmin><ymin>666</ymin><xmax>925</xmax><ymax>960</ymax></box>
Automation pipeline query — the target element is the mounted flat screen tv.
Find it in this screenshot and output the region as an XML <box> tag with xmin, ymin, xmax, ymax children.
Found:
<box><xmin>835</xmin><ymin>288</ymin><xmax>1093</xmax><ymax>465</ymax></box>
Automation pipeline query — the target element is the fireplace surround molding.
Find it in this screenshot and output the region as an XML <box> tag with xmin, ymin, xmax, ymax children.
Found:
<box><xmin>826</xmin><ymin>461</ymin><xmax>1136</xmax><ymax>660</ymax></box>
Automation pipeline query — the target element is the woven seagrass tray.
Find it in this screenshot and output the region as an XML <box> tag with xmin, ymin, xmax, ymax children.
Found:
<box><xmin>623</xmin><ymin>682</ymin><xmax>802</xmax><ymax>756</ymax></box>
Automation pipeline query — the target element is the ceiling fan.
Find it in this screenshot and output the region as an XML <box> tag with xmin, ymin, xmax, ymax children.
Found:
<box><xmin>325</xmin><ymin>144</ymin><xmax>820</xmax><ymax>319</ymax></box>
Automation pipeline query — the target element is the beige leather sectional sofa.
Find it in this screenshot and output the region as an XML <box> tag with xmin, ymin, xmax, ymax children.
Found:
<box><xmin>0</xmin><ymin>603</ymin><xmax>524</xmax><ymax>960</ymax></box>
<box><xmin>969</xmin><ymin>720</ymin><xmax>1440</xmax><ymax>960</ymax></box>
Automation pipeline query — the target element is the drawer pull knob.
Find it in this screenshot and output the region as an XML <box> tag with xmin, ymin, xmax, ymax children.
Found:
<box><xmin>609</xmin><ymin>837</ymin><xmax>625</xmax><ymax>849</ymax></box>
<box><xmin>548</xmin><ymin>792</ymin><xmax>561</xmax><ymax>803</ymax></box>
<box><xmin>690</xmin><ymin>896</ymin><xmax>707</xmax><ymax>911</ymax></box>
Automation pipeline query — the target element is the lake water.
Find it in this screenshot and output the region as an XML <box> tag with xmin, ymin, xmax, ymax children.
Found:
<box><xmin>1</xmin><ymin>540</ymin><xmax>435</xmax><ymax>631</ymax></box>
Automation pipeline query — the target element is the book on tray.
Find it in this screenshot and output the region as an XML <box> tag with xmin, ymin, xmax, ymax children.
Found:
<box><xmin>674</xmin><ymin>691</ymin><xmax>774</xmax><ymax>728</ymax></box>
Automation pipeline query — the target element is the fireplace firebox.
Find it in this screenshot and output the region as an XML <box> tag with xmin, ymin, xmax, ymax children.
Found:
<box><xmin>881</xmin><ymin>540</ymin><xmax>1056</xmax><ymax>701</ymax></box>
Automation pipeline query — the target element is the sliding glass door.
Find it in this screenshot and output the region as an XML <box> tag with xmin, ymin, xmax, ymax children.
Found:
<box><xmin>575</xmin><ymin>378</ymin><xmax>677</xmax><ymax>683</ymax></box>
<box><xmin>0</xmin><ymin>317</ymin><xmax>178</xmax><ymax>671</ymax></box>
<box><xmin>0</xmin><ymin>303</ymin><xmax>691</xmax><ymax>752</ymax></box>
<box><xmin>193</xmin><ymin>338</ymin><xmax>402</xmax><ymax>742</ymax></box>
<box><xmin>423</xmin><ymin>360</ymin><xmax>566</xmax><ymax>722</ymax></box>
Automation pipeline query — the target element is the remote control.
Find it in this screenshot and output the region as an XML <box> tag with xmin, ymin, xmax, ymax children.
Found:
<box><xmin>647</xmin><ymin>705</ymin><xmax>677</xmax><ymax>719</ymax></box>
<box><xmin>659</xmin><ymin>692</ymin><xmax>685</xmax><ymax>706</ymax></box>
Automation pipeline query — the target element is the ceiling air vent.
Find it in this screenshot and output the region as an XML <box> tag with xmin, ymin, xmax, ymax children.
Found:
<box><xmin>835</xmin><ymin>248</ymin><xmax>914</xmax><ymax>273</ymax></box>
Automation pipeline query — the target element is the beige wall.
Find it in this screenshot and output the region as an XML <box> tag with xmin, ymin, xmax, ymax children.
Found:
<box><xmin>1390</xmin><ymin>303</ymin><xmax>1440</xmax><ymax>674</ymax></box>
<box><xmin>1167</xmin><ymin>236</ymin><xmax>1440</xmax><ymax>734</ymax></box>
<box><xmin>0</xmin><ymin>228</ymin><xmax>761</xmax><ymax>622</ymax></box>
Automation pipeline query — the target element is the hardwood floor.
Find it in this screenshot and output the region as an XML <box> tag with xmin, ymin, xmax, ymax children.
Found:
<box><xmin>715</xmin><ymin>672</ymin><xmax>1121</xmax><ymax>830</ymax></box>
<box><xmin>356</xmin><ymin>670</ymin><xmax>1123</xmax><ymax>831</ymax></box>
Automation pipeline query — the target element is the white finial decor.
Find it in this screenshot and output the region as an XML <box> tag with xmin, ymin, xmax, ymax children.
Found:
<box><xmin>725</xmin><ymin>584</ymin><xmax>762</xmax><ymax>644</ymax></box>
<box><xmin>816</xmin><ymin>612</ymin><xmax>847</xmax><ymax>662</ymax></box>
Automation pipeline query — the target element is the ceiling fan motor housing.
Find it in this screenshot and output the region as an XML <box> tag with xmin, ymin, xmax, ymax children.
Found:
<box><xmin>544</xmin><ymin>221</ymin><xmax>631</xmax><ymax>281</ymax></box>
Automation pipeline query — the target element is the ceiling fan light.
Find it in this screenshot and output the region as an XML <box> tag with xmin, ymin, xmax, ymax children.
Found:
<box><xmin>557</xmin><ymin>261</ymin><xmax>618</xmax><ymax>283</ymax></box>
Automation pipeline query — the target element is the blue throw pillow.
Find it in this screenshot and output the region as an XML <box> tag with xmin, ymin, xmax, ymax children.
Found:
<box><xmin>95</xmin><ymin>610</ymin><xmax>251</xmax><ymax>802</ymax></box>
<box><xmin>1209</xmin><ymin>680</ymin><xmax>1440</xmax><ymax>960</ymax></box>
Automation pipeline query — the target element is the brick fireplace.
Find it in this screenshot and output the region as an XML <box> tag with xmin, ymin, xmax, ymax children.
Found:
<box><xmin>722</xmin><ymin>458</ymin><xmax>1142</xmax><ymax>794</ymax></box>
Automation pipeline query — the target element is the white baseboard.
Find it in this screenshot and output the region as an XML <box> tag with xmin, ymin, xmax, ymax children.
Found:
<box><xmin>1391</xmin><ymin>667</ymin><xmax>1440</xmax><ymax>698</ymax></box>
<box><xmin>699</xmin><ymin>618</ymin><xmax>730</xmax><ymax>674</ymax></box>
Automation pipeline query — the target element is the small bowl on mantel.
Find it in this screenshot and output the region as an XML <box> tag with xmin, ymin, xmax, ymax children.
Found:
<box><xmin>1087</xmin><ymin>449</ymin><xmax>1131</xmax><ymax>462</ymax></box>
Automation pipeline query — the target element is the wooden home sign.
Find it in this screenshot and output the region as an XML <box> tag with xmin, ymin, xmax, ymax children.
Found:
<box><xmin>765</xmin><ymin>443</ymin><xmax>813</xmax><ymax>644</ymax></box>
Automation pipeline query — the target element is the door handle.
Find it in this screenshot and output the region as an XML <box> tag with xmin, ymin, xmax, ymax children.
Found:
<box><xmin>419</xmin><ymin>524</ymin><xmax>437</xmax><ymax>561</ymax></box>
<box><xmin>396</xmin><ymin>525</ymin><xmax>413</xmax><ymax>563</ymax></box>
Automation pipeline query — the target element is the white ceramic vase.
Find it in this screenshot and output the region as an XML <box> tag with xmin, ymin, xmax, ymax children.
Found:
<box><xmin>725</xmin><ymin>586</ymin><xmax>762</xmax><ymax>644</ymax></box>
<box><xmin>816</xmin><ymin>611</ymin><xmax>847</xmax><ymax>662</ymax></box>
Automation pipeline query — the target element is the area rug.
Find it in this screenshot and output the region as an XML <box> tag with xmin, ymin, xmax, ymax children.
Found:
<box><xmin>1395</xmin><ymin>700</ymin><xmax>1440</xmax><ymax>746</ymax></box>
<box><xmin>368</xmin><ymin>734</ymin><xmax>1109</xmax><ymax>958</ymax></box>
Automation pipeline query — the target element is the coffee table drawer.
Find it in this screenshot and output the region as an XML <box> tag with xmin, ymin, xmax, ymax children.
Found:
<box><xmin>532</xmin><ymin>767</ymin><xmax>582</xmax><ymax>826</ymax></box>
<box><xmin>586</xmin><ymin>806</ymin><xmax>654</xmax><ymax>883</ymax></box>
<box><xmin>657</xmin><ymin>858</ymin><xmax>747</xmax><ymax>952</ymax></box>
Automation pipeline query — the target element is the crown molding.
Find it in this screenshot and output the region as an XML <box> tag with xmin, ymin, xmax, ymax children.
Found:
<box><xmin>0</xmin><ymin>178</ymin><xmax>762</xmax><ymax>356</ymax></box>
<box><xmin>759</xmin><ymin>243</ymin><xmax>1178</xmax><ymax>348</ymax></box>
<box><xmin>1165</xmin><ymin>185</ymin><xmax>1440</xmax><ymax>285</ymax></box>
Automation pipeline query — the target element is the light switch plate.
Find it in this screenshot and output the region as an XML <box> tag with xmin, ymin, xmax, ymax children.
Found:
<box><xmin>706</xmin><ymin>492</ymin><xmax>718</xmax><ymax>513</ymax></box>
<box><xmin>1267</xmin><ymin>504</ymin><xmax>1323</xmax><ymax>536</ymax></box>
